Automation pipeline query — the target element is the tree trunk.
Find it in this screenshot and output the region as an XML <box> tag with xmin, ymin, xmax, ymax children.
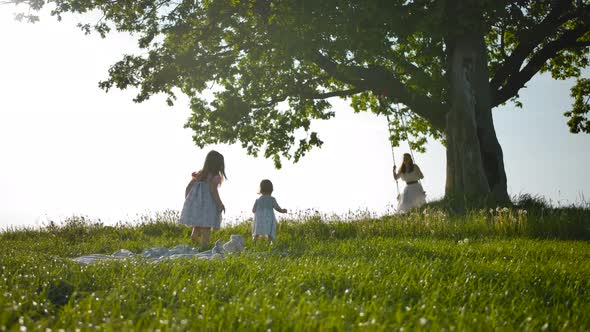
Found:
<box><xmin>445</xmin><ymin>33</ymin><xmax>492</xmax><ymax>209</ymax></box>
<box><xmin>445</xmin><ymin>28</ymin><xmax>511</xmax><ymax>209</ymax></box>
<box><xmin>471</xmin><ymin>33</ymin><xmax>511</xmax><ymax>205</ymax></box>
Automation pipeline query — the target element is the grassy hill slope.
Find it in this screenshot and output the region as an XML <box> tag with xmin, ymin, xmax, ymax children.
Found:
<box><xmin>1</xmin><ymin>206</ymin><xmax>589</xmax><ymax>331</ymax></box>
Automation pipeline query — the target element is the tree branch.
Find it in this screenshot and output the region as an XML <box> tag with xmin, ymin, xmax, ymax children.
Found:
<box><xmin>312</xmin><ymin>52</ymin><xmax>447</xmax><ymax>130</ymax></box>
<box><xmin>251</xmin><ymin>87</ymin><xmax>367</xmax><ymax>109</ymax></box>
<box><xmin>492</xmin><ymin>24</ymin><xmax>590</xmax><ymax>107</ymax></box>
<box><xmin>490</xmin><ymin>2</ymin><xmax>577</xmax><ymax>92</ymax></box>
<box><xmin>500</xmin><ymin>22</ymin><xmax>508</xmax><ymax>60</ymax></box>
<box><xmin>251</xmin><ymin>95</ymin><xmax>287</xmax><ymax>109</ymax></box>
<box><xmin>302</xmin><ymin>87</ymin><xmax>367</xmax><ymax>99</ymax></box>
<box><xmin>309</xmin><ymin>52</ymin><xmax>367</xmax><ymax>87</ymax></box>
<box><xmin>390</xmin><ymin>51</ymin><xmax>434</xmax><ymax>85</ymax></box>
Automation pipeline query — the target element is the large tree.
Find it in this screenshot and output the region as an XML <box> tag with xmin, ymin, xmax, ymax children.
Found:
<box><xmin>8</xmin><ymin>0</ymin><xmax>590</xmax><ymax>207</ymax></box>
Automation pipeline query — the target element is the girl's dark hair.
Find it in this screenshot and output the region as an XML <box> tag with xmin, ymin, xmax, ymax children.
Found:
<box><xmin>201</xmin><ymin>150</ymin><xmax>227</xmax><ymax>180</ymax></box>
<box><xmin>401</xmin><ymin>153</ymin><xmax>415</xmax><ymax>173</ymax></box>
<box><xmin>259</xmin><ymin>179</ymin><xmax>273</xmax><ymax>195</ymax></box>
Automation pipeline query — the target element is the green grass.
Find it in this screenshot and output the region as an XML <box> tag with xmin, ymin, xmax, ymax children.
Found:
<box><xmin>1</xmin><ymin>205</ymin><xmax>589</xmax><ymax>331</ymax></box>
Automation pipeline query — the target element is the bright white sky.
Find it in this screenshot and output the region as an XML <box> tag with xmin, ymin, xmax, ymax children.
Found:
<box><xmin>1</xmin><ymin>7</ymin><xmax>589</xmax><ymax>228</ymax></box>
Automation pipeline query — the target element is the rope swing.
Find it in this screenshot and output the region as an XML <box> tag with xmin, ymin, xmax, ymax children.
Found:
<box><xmin>378</xmin><ymin>91</ymin><xmax>422</xmax><ymax>200</ymax></box>
<box><xmin>385</xmin><ymin>112</ymin><xmax>401</xmax><ymax>198</ymax></box>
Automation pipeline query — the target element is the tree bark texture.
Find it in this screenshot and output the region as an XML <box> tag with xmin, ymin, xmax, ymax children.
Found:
<box><xmin>470</xmin><ymin>34</ymin><xmax>511</xmax><ymax>205</ymax></box>
<box><xmin>445</xmin><ymin>33</ymin><xmax>492</xmax><ymax>207</ymax></box>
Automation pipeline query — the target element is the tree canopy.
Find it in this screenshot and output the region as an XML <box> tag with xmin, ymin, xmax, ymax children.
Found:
<box><xmin>7</xmin><ymin>0</ymin><xmax>590</xmax><ymax>167</ymax></box>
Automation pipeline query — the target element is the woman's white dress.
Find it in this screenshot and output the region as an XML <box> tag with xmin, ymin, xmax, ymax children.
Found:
<box><xmin>397</xmin><ymin>167</ymin><xmax>426</xmax><ymax>213</ymax></box>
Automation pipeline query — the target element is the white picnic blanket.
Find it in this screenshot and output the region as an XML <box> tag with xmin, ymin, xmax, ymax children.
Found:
<box><xmin>72</xmin><ymin>234</ymin><xmax>245</xmax><ymax>265</ymax></box>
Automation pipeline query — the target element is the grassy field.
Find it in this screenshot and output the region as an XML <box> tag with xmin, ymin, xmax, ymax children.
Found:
<box><xmin>1</xmin><ymin>203</ymin><xmax>589</xmax><ymax>331</ymax></box>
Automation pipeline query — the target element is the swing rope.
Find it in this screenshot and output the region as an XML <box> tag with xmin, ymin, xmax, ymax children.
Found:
<box><xmin>380</xmin><ymin>93</ymin><xmax>422</xmax><ymax>200</ymax></box>
<box><xmin>380</xmin><ymin>96</ymin><xmax>401</xmax><ymax>198</ymax></box>
<box><xmin>385</xmin><ymin>113</ymin><xmax>401</xmax><ymax>196</ymax></box>
<box><xmin>395</xmin><ymin>103</ymin><xmax>422</xmax><ymax>186</ymax></box>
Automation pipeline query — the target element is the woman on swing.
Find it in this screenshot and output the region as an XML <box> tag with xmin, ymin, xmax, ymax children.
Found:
<box><xmin>393</xmin><ymin>153</ymin><xmax>426</xmax><ymax>212</ymax></box>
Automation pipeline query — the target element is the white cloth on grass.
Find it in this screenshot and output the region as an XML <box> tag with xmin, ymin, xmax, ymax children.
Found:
<box><xmin>72</xmin><ymin>235</ymin><xmax>244</xmax><ymax>265</ymax></box>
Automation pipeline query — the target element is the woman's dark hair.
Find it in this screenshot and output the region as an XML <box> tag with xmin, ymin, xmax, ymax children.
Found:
<box><xmin>201</xmin><ymin>150</ymin><xmax>227</xmax><ymax>180</ymax></box>
<box><xmin>259</xmin><ymin>179</ymin><xmax>273</xmax><ymax>195</ymax></box>
<box><xmin>401</xmin><ymin>153</ymin><xmax>415</xmax><ymax>173</ymax></box>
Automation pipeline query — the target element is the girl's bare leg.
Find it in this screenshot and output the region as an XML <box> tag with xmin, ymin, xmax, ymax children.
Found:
<box><xmin>201</xmin><ymin>228</ymin><xmax>211</xmax><ymax>248</ymax></box>
<box><xmin>191</xmin><ymin>227</ymin><xmax>201</xmax><ymax>243</ymax></box>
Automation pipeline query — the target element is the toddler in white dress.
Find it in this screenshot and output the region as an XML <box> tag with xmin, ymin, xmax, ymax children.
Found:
<box><xmin>252</xmin><ymin>179</ymin><xmax>287</xmax><ymax>244</ymax></box>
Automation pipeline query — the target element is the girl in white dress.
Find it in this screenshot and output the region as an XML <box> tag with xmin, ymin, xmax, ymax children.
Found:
<box><xmin>180</xmin><ymin>150</ymin><xmax>226</xmax><ymax>248</ymax></box>
<box><xmin>394</xmin><ymin>153</ymin><xmax>426</xmax><ymax>212</ymax></box>
<box><xmin>252</xmin><ymin>179</ymin><xmax>287</xmax><ymax>244</ymax></box>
